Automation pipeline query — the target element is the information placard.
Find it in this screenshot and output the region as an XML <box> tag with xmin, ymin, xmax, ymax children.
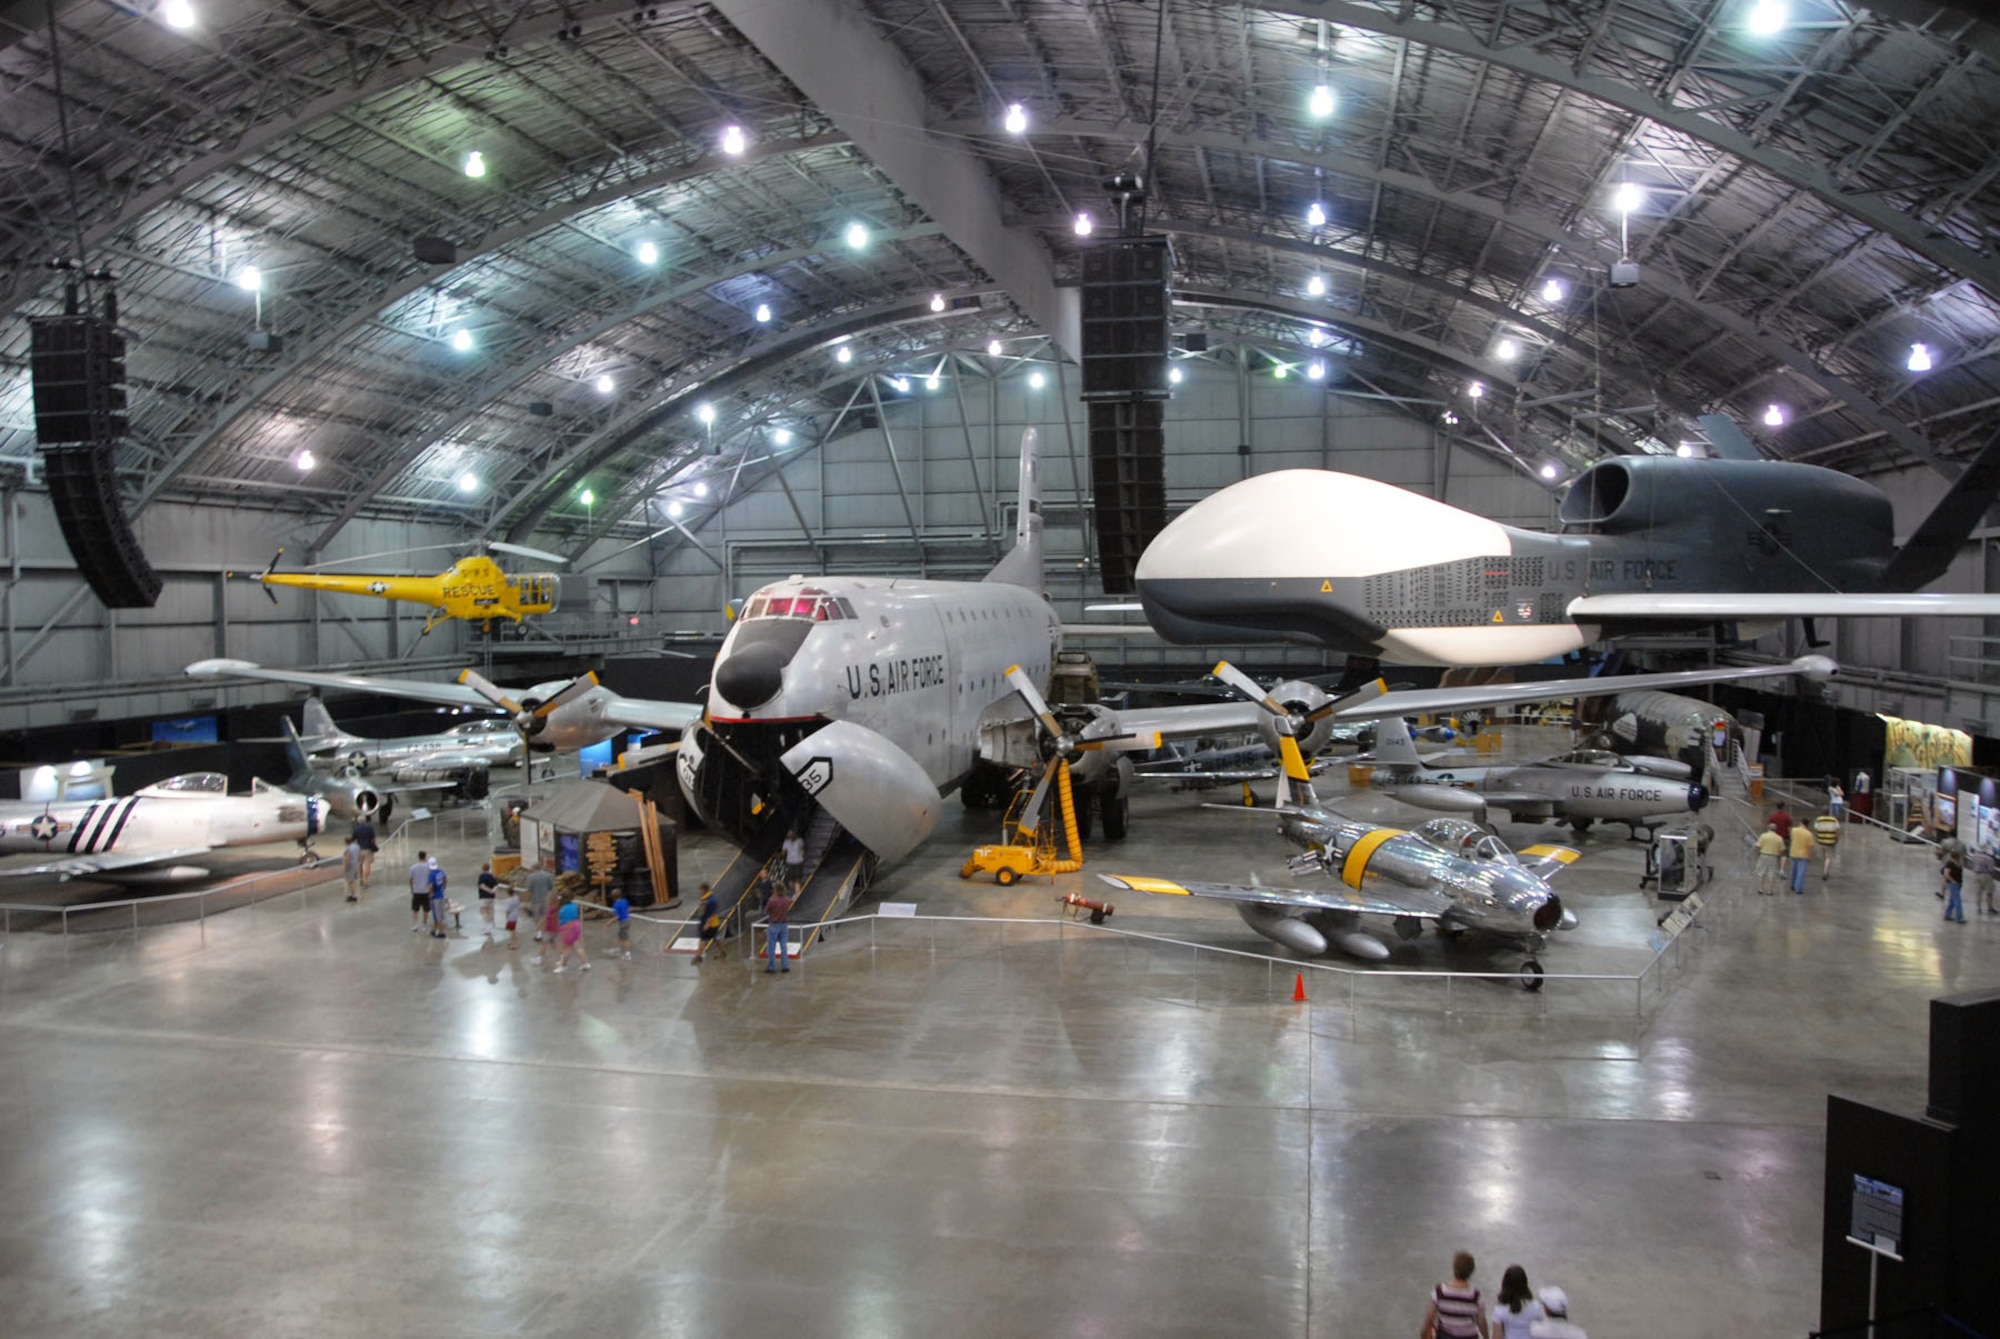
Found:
<box><xmin>1847</xmin><ymin>1174</ymin><xmax>1904</xmax><ymax>1259</ymax></box>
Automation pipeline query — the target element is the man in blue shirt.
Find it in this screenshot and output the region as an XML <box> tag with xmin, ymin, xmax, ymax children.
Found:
<box><xmin>427</xmin><ymin>857</ymin><xmax>449</xmax><ymax>938</ymax></box>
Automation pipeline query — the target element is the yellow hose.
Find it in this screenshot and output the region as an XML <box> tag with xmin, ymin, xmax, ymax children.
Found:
<box><xmin>1047</xmin><ymin>759</ymin><xmax>1084</xmax><ymax>873</ymax></box>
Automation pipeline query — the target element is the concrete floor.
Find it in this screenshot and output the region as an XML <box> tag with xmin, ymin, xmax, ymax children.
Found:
<box><xmin>0</xmin><ymin>756</ymin><xmax>1988</xmax><ymax>1338</ymax></box>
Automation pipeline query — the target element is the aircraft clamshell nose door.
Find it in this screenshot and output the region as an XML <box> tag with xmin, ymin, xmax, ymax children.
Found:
<box><xmin>780</xmin><ymin>720</ymin><xmax>940</xmax><ymax>863</ymax></box>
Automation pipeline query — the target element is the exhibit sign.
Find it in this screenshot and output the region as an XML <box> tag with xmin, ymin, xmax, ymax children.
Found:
<box><xmin>1846</xmin><ymin>1174</ymin><xmax>1904</xmax><ymax>1259</ymax></box>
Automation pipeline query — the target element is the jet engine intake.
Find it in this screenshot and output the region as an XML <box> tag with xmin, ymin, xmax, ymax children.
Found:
<box><xmin>780</xmin><ymin>720</ymin><xmax>940</xmax><ymax>863</ymax></box>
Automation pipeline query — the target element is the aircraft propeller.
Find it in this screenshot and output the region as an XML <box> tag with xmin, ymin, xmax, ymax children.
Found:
<box><xmin>1209</xmin><ymin>661</ymin><xmax>1389</xmax><ymax>740</ymax></box>
<box><xmin>457</xmin><ymin>668</ymin><xmax>601</xmax><ymax>752</ymax></box>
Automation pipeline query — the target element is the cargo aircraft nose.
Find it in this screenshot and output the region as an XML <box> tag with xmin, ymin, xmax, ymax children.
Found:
<box><xmin>714</xmin><ymin>642</ymin><xmax>786</xmax><ymax>709</ymax></box>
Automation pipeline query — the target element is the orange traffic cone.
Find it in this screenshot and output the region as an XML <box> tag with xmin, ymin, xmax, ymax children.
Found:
<box><xmin>1292</xmin><ymin>972</ymin><xmax>1308</xmax><ymax>1003</ymax></box>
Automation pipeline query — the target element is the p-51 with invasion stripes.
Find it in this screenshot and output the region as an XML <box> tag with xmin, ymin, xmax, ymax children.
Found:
<box><xmin>0</xmin><ymin>772</ymin><xmax>322</xmax><ymax>883</ymax></box>
<box><xmin>1137</xmin><ymin>433</ymin><xmax>2000</xmax><ymax>666</ymax></box>
<box><xmin>1097</xmin><ymin>662</ymin><xmax>1580</xmax><ymax>986</ymax></box>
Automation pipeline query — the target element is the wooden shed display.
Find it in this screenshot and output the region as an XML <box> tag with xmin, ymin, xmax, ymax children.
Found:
<box><xmin>518</xmin><ymin>780</ymin><xmax>676</xmax><ymax>908</ymax></box>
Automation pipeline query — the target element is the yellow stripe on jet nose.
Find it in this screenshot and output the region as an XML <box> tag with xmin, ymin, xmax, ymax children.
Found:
<box><xmin>1113</xmin><ymin>875</ymin><xmax>1191</xmax><ymax>896</ymax></box>
<box><xmin>1340</xmin><ymin>828</ymin><xmax>1405</xmax><ymax>889</ymax></box>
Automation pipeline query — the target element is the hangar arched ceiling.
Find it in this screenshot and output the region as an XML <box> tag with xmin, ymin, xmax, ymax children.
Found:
<box><xmin>4</xmin><ymin>0</ymin><xmax>1998</xmax><ymax>568</ymax></box>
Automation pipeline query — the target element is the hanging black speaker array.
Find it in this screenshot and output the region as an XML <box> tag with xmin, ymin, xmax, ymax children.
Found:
<box><xmin>1079</xmin><ymin>236</ymin><xmax>1173</xmax><ymax>593</ymax></box>
<box><xmin>28</xmin><ymin>313</ymin><xmax>163</xmax><ymax>608</ymax></box>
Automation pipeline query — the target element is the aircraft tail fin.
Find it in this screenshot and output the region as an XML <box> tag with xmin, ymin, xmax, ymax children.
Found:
<box><xmin>981</xmin><ymin>427</ymin><xmax>1043</xmax><ymax>591</ymax></box>
<box><xmin>1368</xmin><ymin>715</ymin><xmax>1425</xmax><ymax>770</ymax></box>
<box><xmin>280</xmin><ymin>716</ymin><xmax>311</xmax><ymax>785</ymax></box>
<box><xmin>299</xmin><ymin>697</ymin><xmax>355</xmax><ymax>753</ymax></box>
<box><xmin>1880</xmin><ymin>426</ymin><xmax>2000</xmax><ymax>591</ymax></box>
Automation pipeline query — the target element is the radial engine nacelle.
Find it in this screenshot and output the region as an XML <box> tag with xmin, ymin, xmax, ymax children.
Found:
<box><xmin>1256</xmin><ymin>680</ymin><xmax>1335</xmax><ymax>759</ymax></box>
<box><xmin>781</xmin><ymin>720</ymin><xmax>940</xmax><ymax>864</ymax></box>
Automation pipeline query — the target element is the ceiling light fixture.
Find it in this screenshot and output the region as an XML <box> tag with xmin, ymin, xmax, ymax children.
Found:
<box><xmin>668</xmin><ymin>500</ymin><xmax>685</xmax><ymax>519</ymax></box>
<box><xmin>719</xmin><ymin>124</ymin><xmax>747</xmax><ymax>156</ymax></box>
<box><xmin>1004</xmin><ymin>103</ymin><xmax>1028</xmax><ymax>135</ymax></box>
<box><xmin>1495</xmin><ymin>338</ymin><xmax>1519</xmax><ymax>362</ymax></box>
<box><xmin>1306</xmin><ymin>274</ymin><xmax>1326</xmax><ymax>297</ymax></box>
<box><xmin>1614</xmin><ymin>181</ymin><xmax>1644</xmax><ymax>214</ymax></box>
<box><xmin>773</xmin><ymin>428</ymin><xmax>793</xmax><ymax>446</ymax></box>
<box><xmin>1306</xmin><ymin>201</ymin><xmax>1327</xmax><ymax>228</ymax></box>
<box><xmin>579</xmin><ymin>488</ymin><xmax>595</xmax><ymax>507</ymax></box>
<box><xmin>636</xmin><ymin>240</ymin><xmax>659</xmax><ymax>265</ymax></box>
<box><xmin>450</xmin><ymin>328</ymin><xmax>474</xmax><ymax>352</ymax></box>
<box><xmin>294</xmin><ymin>449</ymin><xmax>315</xmax><ymax>472</ymax></box>
<box><xmin>693</xmin><ymin>481</ymin><xmax>708</xmax><ymax>498</ymax></box>
<box><xmin>836</xmin><ymin>345</ymin><xmax>853</xmax><ymax>364</ymax></box>
<box><xmin>1763</xmin><ymin>403</ymin><xmax>1786</xmax><ymax>427</ymax></box>
<box><xmin>1028</xmin><ymin>370</ymin><xmax>1045</xmax><ymax>389</ymax></box>
<box><xmin>1541</xmin><ymin>277</ymin><xmax>1565</xmax><ymax>302</ymax></box>
<box><xmin>459</xmin><ymin>471</ymin><xmax>480</xmax><ymax>492</ymax></box>
<box><xmin>1168</xmin><ymin>366</ymin><xmax>1183</xmax><ymax>385</ymax></box>
<box><xmin>462</xmin><ymin>150</ymin><xmax>486</xmax><ymax>179</ymax></box>
<box><xmin>235</xmin><ymin>265</ymin><xmax>261</xmax><ymax>292</ymax></box>
<box><xmin>986</xmin><ymin>339</ymin><xmax>1003</xmax><ymax>358</ymax></box>
<box><xmin>1468</xmin><ymin>381</ymin><xmax>1485</xmax><ymax>399</ymax></box>
<box><xmin>1274</xmin><ymin>364</ymin><xmax>1289</xmax><ymax>380</ymax></box>
<box><xmin>1307</xmin><ymin>360</ymin><xmax>1327</xmax><ymax>381</ymax></box>
<box><xmin>161</xmin><ymin>0</ymin><xmax>196</xmax><ymax>28</ymax></box>
<box><xmin>595</xmin><ymin>373</ymin><xmax>615</xmax><ymax>394</ymax></box>
<box><xmin>754</xmin><ymin>302</ymin><xmax>771</xmax><ymax>323</ymax></box>
<box><xmin>925</xmin><ymin>374</ymin><xmax>941</xmax><ymax>391</ymax></box>
<box><xmin>1074</xmin><ymin>212</ymin><xmax>1093</xmax><ymax>237</ymax></box>
<box><xmin>1308</xmin><ymin>84</ymin><xmax>1335</xmax><ymax>118</ymax></box>
<box><xmin>1908</xmin><ymin>343</ymin><xmax>1934</xmax><ymax>373</ymax></box>
<box><xmin>845</xmin><ymin>222</ymin><xmax>868</xmax><ymax>250</ymax></box>
<box><xmin>1540</xmin><ymin>462</ymin><xmax>1561</xmax><ymax>480</ymax></box>
<box><xmin>930</xmin><ymin>293</ymin><xmax>946</xmax><ymax>313</ymax></box>
<box><xmin>890</xmin><ymin>376</ymin><xmax>911</xmax><ymax>393</ymax></box>
<box><xmin>1746</xmin><ymin>0</ymin><xmax>1788</xmax><ymax>36</ymax></box>
<box><xmin>696</xmin><ymin>402</ymin><xmax>715</xmax><ymax>425</ymax></box>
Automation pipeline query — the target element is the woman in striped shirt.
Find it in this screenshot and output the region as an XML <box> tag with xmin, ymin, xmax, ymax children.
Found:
<box><xmin>1421</xmin><ymin>1251</ymin><xmax>1491</xmax><ymax>1339</ymax></box>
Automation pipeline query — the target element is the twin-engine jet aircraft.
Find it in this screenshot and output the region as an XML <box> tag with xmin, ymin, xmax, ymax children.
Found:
<box><xmin>1098</xmin><ymin>664</ymin><xmax>1580</xmax><ymax>984</ymax></box>
<box><xmin>1356</xmin><ymin>715</ymin><xmax>1708</xmax><ymax>835</ymax></box>
<box><xmin>0</xmin><ymin>772</ymin><xmax>322</xmax><ymax>882</ymax></box>
<box><xmin>1136</xmin><ymin>434</ymin><xmax>2000</xmax><ymax>666</ymax></box>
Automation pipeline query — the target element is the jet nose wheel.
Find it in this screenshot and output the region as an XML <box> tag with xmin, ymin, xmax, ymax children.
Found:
<box><xmin>1518</xmin><ymin>958</ymin><xmax>1545</xmax><ymax>991</ymax></box>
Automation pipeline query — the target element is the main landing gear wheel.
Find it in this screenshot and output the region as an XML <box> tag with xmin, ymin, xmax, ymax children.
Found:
<box><xmin>996</xmin><ymin>867</ymin><xmax>1019</xmax><ymax>887</ymax></box>
<box><xmin>1570</xmin><ymin>816</ymin><xmax>1592</xmax><ymax>835</ymax></box>
<box><xmin>1518</xmin><ymin>959</ymin><xmax>1545</xmax><ymax>991</ymax></box>
<box><xmin>1101</xmin><ymin>793</ymin><xmax>1130</xmax><ymax>840</ymax></box>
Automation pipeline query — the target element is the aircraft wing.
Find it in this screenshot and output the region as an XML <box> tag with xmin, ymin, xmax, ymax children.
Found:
<box><xmin>1095</xmin><ymin>871</ymin><xmax>1442</xmax><ymax>921</ymax></box>
<box><xmin>1569</xmin><ymin>593</ymin><xmax>2000</xmax><ymax>619</ymax></box>
<box><xmin>1338</xmin><ymin>653</ymin><xmax>1837</xmax><ymax>721</ymax></box>
<box><xmin>186</xmin><ymin>659</ymin><xmax>493</xmax><ymax>709</ymax></box>
<box><xmin>1516</xmin><ymin>844</ymin><xmax>1583</xmax><ymax>880</ymax></box>
<box><xmin>599</xmin><ymin>698</ymin><xmax>704</xmax><ymax>733</ymax></box>
<box><xmin>0</xmin><ymin>846</ymin><xmax>218</xmax><ymax>879</ymax></box>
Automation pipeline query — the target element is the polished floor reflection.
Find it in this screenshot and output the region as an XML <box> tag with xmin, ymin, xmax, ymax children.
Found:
<box><xmin>0</xmin><ymin>765</ymin><xmax>1986</xmax><ymax>1337</ymax></box>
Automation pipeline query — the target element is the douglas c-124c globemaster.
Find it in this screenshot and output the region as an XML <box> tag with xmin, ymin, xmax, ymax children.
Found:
<box><xmin>1135</xmin><ymin>434</ymin><xmax>2000</xmax><ymax>666</ymax></box>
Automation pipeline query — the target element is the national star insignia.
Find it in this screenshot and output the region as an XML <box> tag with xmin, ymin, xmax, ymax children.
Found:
<box><xmin>29</xmin><ymin>813</ymin><xmax>60</xmax><ymax>842</ymax></box>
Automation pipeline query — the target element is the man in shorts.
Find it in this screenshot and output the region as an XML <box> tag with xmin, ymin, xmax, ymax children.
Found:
<box><xmin>526</xmin><ymin>864</ymin><xmax>554</xmax><ymax>942</ymax></box>
<box><xmin>689</xmin><ymin>883</ymin><xmax>725</xmax><ymax>964</ymax></box>
<box><xmin>427</xmin><ymin>856</ymin><xmax>449</xmax><ymax>938</ymax></box>
<box><xmin>350</xmin><ymin>817</ymin><xmax>378</xmax><ymax>888</ymax></box>
<box><xmin>342</xmin><ymin>835</ymin><xmax>363</xmax><ymax>903</ymax></box>
<box><xmin>408</xmin><ymin>852</ymin><xmax>432</xmax><ymax>931</ymax></box>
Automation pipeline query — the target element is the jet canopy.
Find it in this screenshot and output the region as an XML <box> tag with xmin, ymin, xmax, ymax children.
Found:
<box><xmin>741</xmin><ymin>586</ymin><xmax>858</xmax><ymax>622</ymax></box>
<box><xmin>1411</xmin><ymin>816</ymin><xmax>1516</xmax><ymax>864</ymax></box>
<box><xmin>143</xmin><ymin>771</ymin><xmax>230</xmax><ymax>795</ymax></box>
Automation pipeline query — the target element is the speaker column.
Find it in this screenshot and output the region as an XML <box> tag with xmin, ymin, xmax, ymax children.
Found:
<box><xmin>1079</xmin><ymin>236</ymin><xmax>1174</xmax><ymax>595</ymax></box>
<box><xmin>28</xmin><ymin>313</ymin><xmax>163</xmax><ymax>608</ymax></box>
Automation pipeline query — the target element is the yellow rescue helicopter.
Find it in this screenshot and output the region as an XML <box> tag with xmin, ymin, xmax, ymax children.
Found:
<box><xmin>236</xmin><ymin>542</ymin><xmax>563</xmax><ymax>635</ymax></box>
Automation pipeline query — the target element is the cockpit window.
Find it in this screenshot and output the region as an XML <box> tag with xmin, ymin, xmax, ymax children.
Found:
<box><xmin>743</xmin><ymin>586</ymin><xmax>849</xmax><ymax>622</ymax></box>
<box><xmin>153</xmin><ymin>772</ymin><xmax>228</xmax><ymax>793</ymax></box>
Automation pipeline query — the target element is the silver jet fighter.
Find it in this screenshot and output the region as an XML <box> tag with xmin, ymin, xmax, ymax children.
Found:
<box><xmin>290</xmin><ymin>697</ymin><xmax>523</xmax><ymax>801</ymax></box>
<box><xmin>1136</xmin><ymin>430</ymin><xmax>2000</xmax><ymax>666</ymax></box>
<box><xmin>0</xmin><ymin>772</ymin><xmax>322</xmax><ymax>883</ymax></box>
<box><xmin>1098</xmin><ymin>664</ymin><xmax>1580</xmax><ymax>983</ymax></box>
<box><xmin>1358</xmin><ymin>715</ymin><xmax>1707</xmax><ymax>835</ymax></box>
